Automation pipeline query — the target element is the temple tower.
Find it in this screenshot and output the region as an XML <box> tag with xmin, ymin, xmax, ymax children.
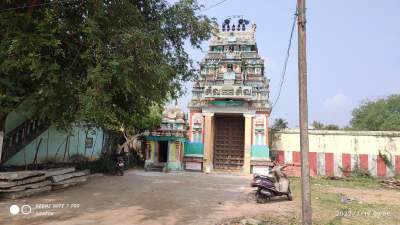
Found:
<box><xmin>185</xmin><ymin>17</ymin><xmax>271</xmax><ymax>174</ymax></box>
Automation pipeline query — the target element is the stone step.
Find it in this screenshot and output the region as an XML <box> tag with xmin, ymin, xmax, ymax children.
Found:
<box><xmin>0</xmin><ymin>186</ymin><xmax>51</xmax><ymax>199</ymax></box>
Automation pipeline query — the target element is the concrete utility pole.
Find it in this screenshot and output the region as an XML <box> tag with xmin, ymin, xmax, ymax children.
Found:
<box><xmin>297</xmin><ymin>0</ymin><xmax>312</xmax><ymax>224</ymax></box>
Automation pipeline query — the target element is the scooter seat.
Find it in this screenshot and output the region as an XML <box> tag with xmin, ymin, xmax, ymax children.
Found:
<box><xmin>255</xmin><ymin>174</ymin><xmax>276</xmax><ymax>182</ymax></box>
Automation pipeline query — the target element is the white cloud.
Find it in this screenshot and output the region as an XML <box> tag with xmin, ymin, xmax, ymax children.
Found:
<box><xmin>324</xmin><ymin>93</ymin><xmax>349</xmax><ymax>109</ymax></box>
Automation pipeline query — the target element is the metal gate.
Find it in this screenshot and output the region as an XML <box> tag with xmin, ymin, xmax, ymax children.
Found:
<box><xmin>214</xmin><ymin>116</ymin><xmax>245</xmax><ymax>170</ymax></box>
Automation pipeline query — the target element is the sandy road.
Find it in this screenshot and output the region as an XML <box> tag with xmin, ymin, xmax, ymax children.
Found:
<box><xmin>0</xmin><ymin>169</ymin><xmax>298</xmax><ymax>225</ymax></box>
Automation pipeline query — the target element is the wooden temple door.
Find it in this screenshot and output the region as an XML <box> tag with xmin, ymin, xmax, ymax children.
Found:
<box><xmin>213</xmin><ymin>116</ymin><xmax>245</xmax><ymax>170</ymax></box>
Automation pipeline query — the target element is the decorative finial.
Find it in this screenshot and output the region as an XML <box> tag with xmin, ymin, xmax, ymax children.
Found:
<box><xmin>251</xmin><ymin>23</ymin><xmax>257</xmax><ymax>32</ymax></box>
<box><xmin>221</xmin><ymin>16</ymin><xmax>250</xmax><ymax>32</ymax></box>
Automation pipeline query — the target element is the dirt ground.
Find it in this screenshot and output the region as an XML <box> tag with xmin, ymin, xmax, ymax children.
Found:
<box><xmin>0</xmin><ymin>169</ymin><xmax>298</xmax><ymax>225</ymax></box>
<box><xmin>1</xmin><ymin>170</ymin><xmax>400</xmax><ymax>225</ymax></box>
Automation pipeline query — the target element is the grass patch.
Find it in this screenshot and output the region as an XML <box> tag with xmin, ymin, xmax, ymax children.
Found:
<box><xmin>223</xmin><ymin>176</ymin><xmax>398</xmax><ymax>225</ymax></box>
<box><xmin>311</xmin><ymin>176</ymin><xmax>381</xmax><ymax>190</ymax></box>
<box><xmin>313</xmin><ymin>192</ymin><xmax>400</xmax><ymax>225</ymax></box>
<box><xmin>393</xmin><ymin>173</ymin><xmax>400</xmax><ymax>180</ymax></box>
<box><xmin>273</xmin><ymin>177</ymin><xmax>398</xmax><ymax>225</ymax></box>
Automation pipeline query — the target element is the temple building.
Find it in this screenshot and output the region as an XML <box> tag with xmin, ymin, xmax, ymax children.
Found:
<box><xmin>184</xmin><ymin>17</ymin><xmax>271</xmax><ymax>174</ymax></box>
<box><xmin>144</xmin><ymin>106</ymin><xmax>186</xmax><ymax>171</ymax></box>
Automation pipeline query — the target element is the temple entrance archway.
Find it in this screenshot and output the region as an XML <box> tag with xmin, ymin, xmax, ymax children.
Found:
<box><xmin>213</xmin><ymin>115</ymin><xmax>245</xmax><ymax>170</ymax></box>
<box><xmin>158</xmin><ymin>141</ymin><xmax>168</xmax><ymax>163</ymax></box>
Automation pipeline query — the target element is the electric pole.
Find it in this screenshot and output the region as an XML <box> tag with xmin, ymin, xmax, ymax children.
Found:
<box><xmin>297</xmin><ymin>0</ymin><xmax>312</xmax><ymax>224</ymax></box>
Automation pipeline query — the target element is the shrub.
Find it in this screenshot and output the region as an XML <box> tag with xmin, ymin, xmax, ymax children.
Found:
<box><xmin>349</xmin><ymin>166</ymin><xmax>372</xmax><ymax>178</ymax></box>
<box><xmin>339</xmin><ymin>165</ymin><xmax>372</xmax><ymax>179</ymax></box>
<box><xmin>90</xmin><ymin>155</ymin><xmax>115</xmax><ymax>173</ymax></box>
<box><xmin>378</xmin><ymin>150</ymin><xmax>393</xmax><ymax>169</ymax></box>
<box><xmin>41</xmin><ymin>156</ymin><xmax>62</xmax><ymax>164</ymax></box>
<box><xmin>69</xmin><ymin>154</ymin><xmax>89</xmax><ymax>163</ymax></box>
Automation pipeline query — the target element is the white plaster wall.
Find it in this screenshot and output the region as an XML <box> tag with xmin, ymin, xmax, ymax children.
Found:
<box><xmin>271</xmin><ymin>129</ymin><xmax>400</xmax><ymax>155</ymax></box>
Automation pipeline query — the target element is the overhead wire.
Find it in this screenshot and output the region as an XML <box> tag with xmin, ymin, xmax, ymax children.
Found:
<box><xmin>200</xmin><ymin>0</ymin><xmax>229</xmax><ymax>13</ymax></box>
<box><xmin>270</xmin><ymin>6</ymin><xmax>298</xmax><ymax>113</ymax></box>
<box><xmin>0</xmin><ymin>0</ymin><xmax>69</xmax><ymax>13</ymax></box>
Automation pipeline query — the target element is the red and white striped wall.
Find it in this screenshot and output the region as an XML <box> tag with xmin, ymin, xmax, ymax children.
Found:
<box><xmin>273</xmin><ymin>150</ymin><xmax>400</xmax><ymax>178</ymax></box>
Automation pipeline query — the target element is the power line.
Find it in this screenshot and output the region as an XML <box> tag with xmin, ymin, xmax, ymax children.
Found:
<box><xmin>2</xmin><ymin>0</ymin><xmax>229</xmax><ymax>14</ymax></box>
<box><xmin>271</xmin><ymin>8</ymin><xmax>298</xmax><ymax>113</ymax></box>
<box><xmin>0</xmin><ymin>0</ymin><xmax>69</xmax><ymax>13</ymax></box>
<box><xmin>200</xmin><ymin>0</ymin><xmax>229</xmax><ymax>13</ymax></box>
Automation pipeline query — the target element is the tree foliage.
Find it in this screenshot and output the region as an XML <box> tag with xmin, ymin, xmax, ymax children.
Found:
<box><xmin>0</xmin><ymin>0</ymin><xmax>213</xmax><ymax>132</ymax></box>
<box><xmin>272</xmin><ymin>118</ymin><xmax>288</xmax><ymax>130</ymax></box>
<box><xmin>350</xmin><ymin>95</ymin><xmax>400</xmax><ymax>131</ymax></box>
<box><xmin>311</xmin><ymin>121</ymin><xmax>339</xmax><ymax>130</ymax></box>
<box><xmin>324</xmin><ymin>124</ymin><xmax>339</xmax><ymax>130</ymax></box>
<box><xmin>311</xmin><ymin>121</ymin><xmax>324</xmax><ymax>129</ymax></box>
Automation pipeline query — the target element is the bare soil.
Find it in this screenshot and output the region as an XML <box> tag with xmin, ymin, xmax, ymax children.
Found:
<box><xmin>0</xmin><ymin>170</ymin><xmax>298</xmax><ymax>225</ymax></box>
<box><xmin>2</xmin><ymin>170</ymin><xmax>399</xmax><ymax>225</ymax></box>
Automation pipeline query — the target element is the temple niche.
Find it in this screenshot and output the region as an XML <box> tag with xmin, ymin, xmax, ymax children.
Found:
<box><xmin>186</xmin><ymin>16</ymin><xmax>272</xmax><ymax>174</ymax></box>
<box><xmin>190</xmin><ymin>113</ymin><xmax>203</xmax><ymax>143</ymax></box>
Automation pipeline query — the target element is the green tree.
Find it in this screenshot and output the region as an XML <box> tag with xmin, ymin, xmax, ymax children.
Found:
<box><xmin>350</xmin><ymin>95</ymin><xmax>400</xmax><ymax>131</ymax></box>
<box><xmin>311</xmin><ymin>121</ymin><xmax>339</xmax><ymax>130</ymax></box>
<box><xmin>272</xmin><ymin>118</ymin><xmax>288</xmax><ymax>130</ymax></box>
<box><xmin>0</xmin><ymin>0</ymin><xmax>213</xmax><ymax>159</ymax></box>
<box><xmin>324</xmin><ymin>124</ymin><xmax>339</xmax><ymax>130</ymax></box>
<box><xmin>311</xmin><ymin>121</ymin><xmax>324</xmax><ymax>129</ymax></box>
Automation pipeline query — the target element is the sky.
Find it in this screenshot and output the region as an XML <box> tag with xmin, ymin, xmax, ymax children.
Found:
<box><xmin>172</xmin><ymin>0</ymin><xmax>400</xmax><ymax>128</ymax></box>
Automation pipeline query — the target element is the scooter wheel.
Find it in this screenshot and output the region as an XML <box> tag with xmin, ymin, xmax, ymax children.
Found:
<box><xmin>256</xmin><ymin>191</ymin><xmax>267</xmax><ymax>204</ymax></box>
<box><xmin>287</xmin><ymin>187</ymin><xmax>293</xmax><ymax>201</ymax></box>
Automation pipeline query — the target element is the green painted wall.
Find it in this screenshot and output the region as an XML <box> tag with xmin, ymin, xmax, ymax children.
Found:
<box><xmin>145</xmin><ymin>136</ymin><xmax>186</xmax><ymax>142</ymax></box>
<box><xmin>184</xmin><ymin>142</ymin><xmax>204</xmax><ymax>157</ymax></box>
<box><xmin>251</xmin><ymin>145</ymin><xmax>269</xmax><ymax>160</ymax></box>
<box><xmin>210</xmin><ymin>100</ymin><xmax>244</xmax><ymax>107</ymax></box>
<box><xmin>167</xmin><ymin>161</ymin><xmax>182</xmax><ymax>171</ymax></box>
<box><xmin>3</xmin><ymin>108</ymin><xmax>105</xmax><ymax>166</ymax></box>
<box><xmin>4</xmin><ymin>126</ymin><xmax>104</xmax><ymax>166</ymax></box>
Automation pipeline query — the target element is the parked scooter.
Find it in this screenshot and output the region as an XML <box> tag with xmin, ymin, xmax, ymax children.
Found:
<box><xmin>251</xmin><ymin>163</ymin><xmax>292</xmax><ymax>203</ymax></box>
<box><xmin>115</xmin><ymin>156</ymin><xmax>125</xmax><ymax>176</ymax></box>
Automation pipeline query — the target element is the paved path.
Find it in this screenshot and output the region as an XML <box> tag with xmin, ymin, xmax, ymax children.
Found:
<box><xmin>0</xmin><ymin>170</ymin><xmax>298</xmax><ymax>225</ymax></box>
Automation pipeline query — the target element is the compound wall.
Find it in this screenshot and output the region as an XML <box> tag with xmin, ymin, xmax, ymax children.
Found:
<box><xmin>270</xmin><ymin>129</ymin><xmax>400</xmax><ymax>177</ymax></box>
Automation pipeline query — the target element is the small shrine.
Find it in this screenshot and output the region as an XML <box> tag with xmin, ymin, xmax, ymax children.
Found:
<box><xmin>144</xmin><ymin>106</ymin><xmax>187</xmax><ymax>171</ymax></box>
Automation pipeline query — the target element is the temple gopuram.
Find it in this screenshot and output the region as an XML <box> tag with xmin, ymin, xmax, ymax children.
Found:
<box><xmin>184</xmin><ymin>17</ymin><xmax>271</xmax><ymax>174</ymax></box>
